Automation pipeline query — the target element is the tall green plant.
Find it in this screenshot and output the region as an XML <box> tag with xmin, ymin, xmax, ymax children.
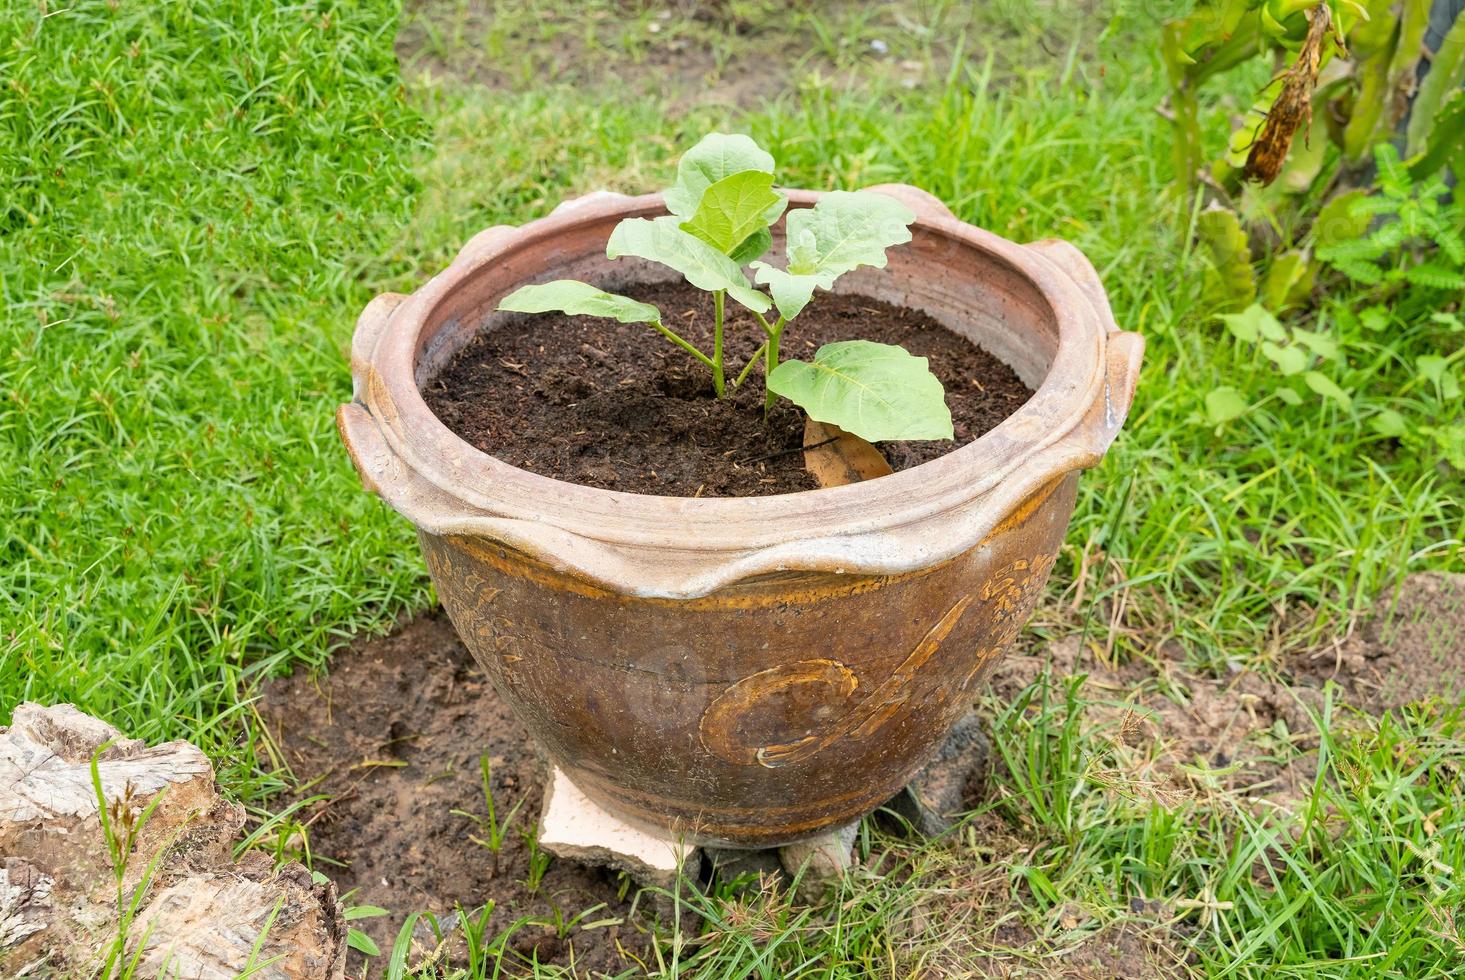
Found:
<box><xmin>1164</xmin><ymin>1</ymin><xmax>1463</xmax><ymax>197</ymax></box>
<box><xmin>1172</xmin><ymin>1</ymin><xmax>1465</xmax><ymax>330</ymax></box>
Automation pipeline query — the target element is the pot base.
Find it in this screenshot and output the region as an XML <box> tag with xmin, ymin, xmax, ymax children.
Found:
<box><xmin>535</xmin><ymin>709</ymin><xmax>991</xmax><ymax>901</ymax></box>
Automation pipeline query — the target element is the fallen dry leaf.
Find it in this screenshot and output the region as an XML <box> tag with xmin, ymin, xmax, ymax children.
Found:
<box><xmin>803</xmin><ymin>418</ymin><xmax>894</xmax><ymax>488</ymax></box>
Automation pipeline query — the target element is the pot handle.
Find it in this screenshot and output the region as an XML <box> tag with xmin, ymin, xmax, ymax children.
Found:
<box><xmin>337</xmin><ymin>401</ymin><xmax>390</xmax><ymax>497</ymax></box>
<box><xmin>549</xmin><ymin>189</ymin><xmax>638</xmax><ymax>217</ymax></box>
<box><xmin>1026</xmin><ymin>238</ymin><xmax>1144</xmax><ymax>458</ymax></box>
<box><xmin>345</xmin><ymin>223</ymin><xmax>522</xmax><ymax>473</ymax></box>
<box><xmin>338</xmin><ymin>397</ymin><xmax>465</xmax><ymax>528</ymax></box>
<box><xmin>349</xmin><ymin>292</ymin><xmax>405</xmax><ymax>401</ymax></box>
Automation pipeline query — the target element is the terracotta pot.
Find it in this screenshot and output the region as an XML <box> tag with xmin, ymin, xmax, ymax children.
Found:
<box><xmin>338</xmin><ymin>186</ymin><xmax>1142</xmax><ymax>848</ymax></box>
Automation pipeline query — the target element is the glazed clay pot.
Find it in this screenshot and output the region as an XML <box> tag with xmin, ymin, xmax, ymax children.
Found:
<box><xmin>338</xmin><ymin>186</ymin><xmax>1142</xmax><ymax>848</ymax></box>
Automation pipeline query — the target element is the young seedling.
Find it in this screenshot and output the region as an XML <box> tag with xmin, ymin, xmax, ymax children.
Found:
<box><xmin>90</xmin><ymin>745</ymin><xmax>172</xmax><ymax>977</ymax></box>
<box><xmin>498</xmin><ymin>132</ymin><xmax>954</xmax><ymax>444</ymax></box>
<box><xmin>331</xmin><ymin>883</ymin><xmax>390</xmax><ymax>958</ymax></box>
<box><xmin>520</xmin><ymin>824</ymin><xmax>552</xmax><ymax>894</ymax></box>
<box><xmin>450</xmin><ymin>753</ymin><xmax>526</xmax><ymax>875</ymax></box>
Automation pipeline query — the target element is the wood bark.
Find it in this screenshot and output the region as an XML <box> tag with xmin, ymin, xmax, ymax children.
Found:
<box><xmin>1</xmin><ymin>703</ymin><xmax>345</xmax><ymax>979</ymax></box>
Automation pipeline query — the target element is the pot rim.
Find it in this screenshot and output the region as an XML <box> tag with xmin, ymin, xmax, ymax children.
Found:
<box><xmin>342</xmin><ymin>186</ymin><xmax>1142</xmax><ymax>595</ymax></box>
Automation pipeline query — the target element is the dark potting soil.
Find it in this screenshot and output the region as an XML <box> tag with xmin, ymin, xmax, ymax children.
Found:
<box><xmin>424</xmin><ymin>280</ymin><xmax>1033</xmax><ymax>496</ymax></box>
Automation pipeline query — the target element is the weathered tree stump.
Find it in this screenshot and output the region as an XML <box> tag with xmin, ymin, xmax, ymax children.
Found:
<box><xmin>1</xmin><ymin>703</ymin><xmax>346</xmax><ymax>979</ymax></box>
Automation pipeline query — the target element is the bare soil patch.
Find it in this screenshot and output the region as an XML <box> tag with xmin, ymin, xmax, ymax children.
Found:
<box><xmin>258</xmin><ymin>613</ymin><xmax>650</xmax><ymax>975</ymax></box>
<box><xmin>1292</xmin><ymin>572</ymin><xmax>1465</xmax><ymax>713</ymax></box>
<box><xmin>986</xmin><ymin>574</ymin><xmax>1465</xmax><ymax>815</ymax></box>
<box><xmin>991</xmin><ymin>634</ymin><xmax>1322</xmax><ymax>806</ymax></box>
<box><xmin>882</xmin><ymin>814</ymin><xmax>1194</xmax><ymax>978</ymax></box>
<box><xmin>397</xmin><ymin>1</ymin><xmax>788</xmax><ymax>107</ymax></box>
<box><xmin>256</xmin><ymin>576</ymin><xmax>1459</xmax><ymax>974</ymax></box>
<box><xmin>394</xmin><ymin>1</ymin><xmax>1112</xmax><ymax>111</ymax></box>
<box><xmin>257</xmin><ymin>609</ymin><xmax>1197</xmax><ymax>976</ymax></box>
<box><xmin>395</xmin><ymin>1</ymin><xmax>945</xmax><ymax>110</ymax></box>
<box><xmin>423</xmin><ymin>280</ymin><xmax>1031</xmax><ymax>497</ymax></box>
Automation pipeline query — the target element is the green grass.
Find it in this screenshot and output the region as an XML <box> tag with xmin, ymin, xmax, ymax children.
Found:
<box><xmin>3</xmin><ymin>0</ymin><xmax>1462</xmax><ymax>976</ymax></box>
<box><xmin>344</xmin><ymin>678</ymin><xmax>1465</xmax><ymax>977</ymax></box>
<box><xmin>1</xmin><ymin>0</ymin><xmax>433</xmax><ymax>793</ymax></box>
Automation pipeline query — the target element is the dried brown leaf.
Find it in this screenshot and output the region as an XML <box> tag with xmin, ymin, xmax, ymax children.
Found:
<box><xmin>1244</xmin><ymin>3</ymin><xmax>1332</xmax><ymax>185</ymax></box>
<box><xmin>803</xmin><ymin>418</ymin><xmax>894</xmax><ymax>488</ymax></box>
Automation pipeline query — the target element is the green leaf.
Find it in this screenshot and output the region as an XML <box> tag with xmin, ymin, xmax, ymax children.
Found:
<box><xmin>1371</xmin><ymin>410</ymin><xmax>1408</xmax><ymax>437</ymax></box>
<box><xmin>1417</xmin><ymin>356</ymin><xmax>1462</xmax><ymax>400</ymax></box>
<box><xmin>752</xmin><ymin>191</ymin><xmax>916</xmax><ymax>320</ymax></box>
<box><xmin>1342</xmin><ymin>41</ymin><xmax>1392</xmax><ymax>158</ymax></box>
<box><xmin>1205</xmin><ymin>387</ymin><xmax>1248</xmax><ymax>425</ymax></box>
<box><xmin>1276</xmin><ymin>387</ymin><xmax>1302</xmax><ymax>406</ymax></box>
<box><xmin>679</xmin><ymin>170</ymin><xmax>783</xmax><ymax>256</ymax></box>
<box><xmin>1359</xmin><ymin>306</ymin><xmax>1389</xmax><ymax>331</ymax></box>
<box><xmin>1261</xmin><ymin>341</ymin><xmax>1308</xmax><ymax>375</ymax></box>
<box><xmin>1257</xmin><ymin>313</ymin><xmax>1286</xmax><ymax>342</ymax></box>
<box><xmin>663</xmin><ymin>133</ymin><xmax>779</xmax><ymax>219</ymax></box>
<box><xmin>1329</xmin><ymin>257</ymin><xmax>1385</xmax><ymax>285</ymax></box>
<box><xmin>766</xmin><ymin>340</ymin><xmax>952</xmax><ymax>443</ymax></box>
<box><xmin>1402</xmin><ymin>262</ymin><xmax>1465</xmax><ymax>291</ymax></box>
<box><xmin>607</xmin><ymin>216</ymin><xmax>771</xmax><ymax>313</ymax></box>
<box><xmin>345</xmin><ymin>905</ymin><xmax>390</xmax><ymax>921</ymax></box>
<box><xmin>728</xmin><ymin>227</ymin><xmax>773</xmax><ymax>265</ymax></box>
<box><xmin>1303</xmin><ymin>371</ymin><xmax>1353</xmax><ymax>408</ymax></box>
<box><xmin>348</xmin><ymin>928</ymin><xmax>381</xmax><ymax>957</ymax></box>
<box><xmin>1195</xmin><ymin>207</ymin><xmax>1256</xmax><ymax>311</ymax></box>
<box><xmin>1408</xmin><ymin>89</ymin><xmax>1465</xmax><ymax>182</ymax></box>
<box><xmin>753</xmin><ymin>264</ymin><xmax>821</xmax><ymax>323</ymax></box>
<box><xmin>1431</xmin><ymin>312</ymin><xmax>1464</xmax><ymax>333</ymax></box>
<box><xmin>1372</xmin><ymin>143</ymin><xmax>1410</xmax><ymax>194</ymax></box>
<box><xmin>1311</xmin><ymin>190</ymin><xmax>1371</xmax><ymax>249</ymax></box>
<box><xmin>1439</xmin><ymin>225</ymin><xmax>1465</xmax><ymax>267</ymax></box>
<box><xmin>1405</xmin><ymin>15</ymin><xmax>1465</xmax><ymax>158</ymax></box>
<box><xmin>386</xmin><ymin>912</ymin><xmax>421</xmax><ymax>980</ymax></box>
<box><xmin>1259</xmin><ymin>250</ymin><xmax>1315</xmax><ymax>310</ymax></box>
<box><xmin>1290</xmin><ymin>327</ymin><xmax>1337</xmax><ymax>361</ymax></box>
<box><xmin>498</xmin><ymin>280</ymin><xmax>661</xmax><ymax>324</ymax></box>
<box><xmin>1218</xmin><ymin>304</ymin><xmax>1282</xmax><ymax>344</ymax></box>
<box><xmin>1423</xmin><ymin>423</ymin><xmax>1465</xmax><ymax>470</ymax></box>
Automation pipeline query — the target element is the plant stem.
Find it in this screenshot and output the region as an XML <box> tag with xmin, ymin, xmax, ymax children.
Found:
<box><xmin>652</xmin><ymin>321</ymin><xmax>715</xmax><ymax>370</ymax></box>
<box><xmin>763</xmin><ymin>316</ymin><xmax>786</xmax><ymax>412</ymax></box>
<box><xmin>712</xmin><ymin>289</ymin><xmax>726</xmax><ymax>398</ymax></box>
<box><xmin>752</xmin><ymin>310</ymin><xmax>776</xmax><ymax>338</ymax></box>
<box><xmin>732</xmin><ymin>341</ymin><xmax>768</xmax><ymax>387</ymax></box>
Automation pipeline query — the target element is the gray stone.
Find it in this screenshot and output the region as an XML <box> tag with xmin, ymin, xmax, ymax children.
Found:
<box><xmin>778</xmin><ymin>820</ymin><xmax>859</xmax><ymax>902</ymax></box>
<box><xmin>884</xmin><ymin>709</ymin><xmax>990</xmax><ymax>837</ymax></box>
<box><xmin>704</xmin><ymin>847</ymin><xmax>786</xmax><ymax>888</ymax></box>
<box><xmin>537</xmin><ymin>767</ymin><xmax>702</xmax><ymax>893</ymax></box>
